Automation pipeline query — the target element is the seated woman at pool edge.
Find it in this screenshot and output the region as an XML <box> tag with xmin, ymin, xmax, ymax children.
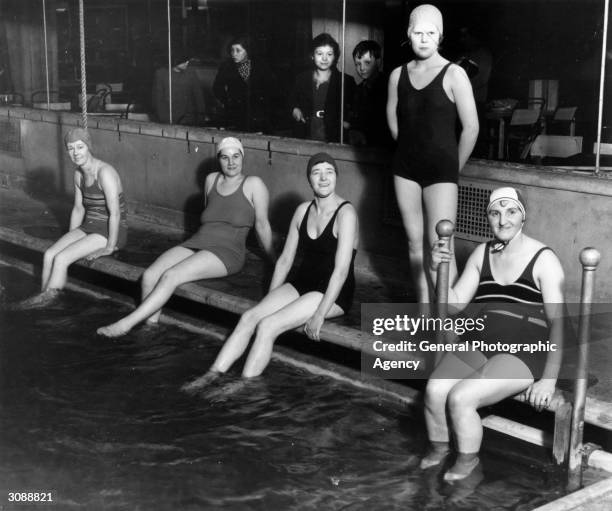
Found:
<box><xmin>97</xmin><ymin>137</ymin><xmax>274</xmax><ymax>337</ymax></box>
<box><xmin>17</xmin><ymin>127</ymin><xmax>128</xmax><ymax>308</ymax></box>
<box><xmin>423</xmin><ymin>187</ymin><xmax>564</xmax><ymax>481</ymax></box>
<box><xmin>185</xmin><ymin>152</ymin><xmax>358</xmax><ymax>384</ymax></box>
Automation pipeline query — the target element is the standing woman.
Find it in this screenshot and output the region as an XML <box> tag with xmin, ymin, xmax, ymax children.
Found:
<box><xmin>185</xmin><ymin>153</ymin><xmax>358</xmax><ymax>385</ymax></box>
<box><xmin>387</xmin><ymin>4</ymin><xmax>479</xmax><ymax>302</ymax></box>
<box><xmin>17</xmin><ymin>128</ymin><xmax>127</xmax><ymax>308</ymax></box>
<box><xmin>289</xmin><ymin>33</ymin><xmax>356</xmax><ymax>142</ymax></box>
<box><xmin>97</xmin><ymin>137</ymin><xmax>275</xmax><ymax>337</ymax></box>
<box><xmin>213</xmin><ymin>35</ymin><xmax>275</xmax><ymax>133</ymax></box>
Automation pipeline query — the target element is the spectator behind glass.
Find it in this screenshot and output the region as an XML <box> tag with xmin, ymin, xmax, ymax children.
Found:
<box><xmin>152</xmin><ymin>51</ymin><xmax>206</xmax><ymax>125</ymax></box>
<box><xmin>289</xmin><ymin>33</ymin><xmax>356</xmax><ymax>143</ymax></box>
<box><xmin>347</xmin><ymin>40</ymin><xmax>390</xmax><ymax>146</ymax></box>
<box><xmin>212</xmin><ymin>35</ymin><xmax>276</xmax><ymax>133</ymax></box>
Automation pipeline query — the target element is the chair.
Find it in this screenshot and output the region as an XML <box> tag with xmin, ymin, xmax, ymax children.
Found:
<box><xmin>505</xmin><ymin>108</ymin><xmax>543</xmax><ymax>160</ymax></box>
<box><xmin>550</xmin><ymin>106</ymin><xmax>577</xmax><ymax>136</ymax></box>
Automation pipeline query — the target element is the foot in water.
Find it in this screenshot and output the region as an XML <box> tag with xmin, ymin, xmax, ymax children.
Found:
<box><xmin>11</xmin><ymin>289</ymin><xmax>61</xmax><ymax>309</ymax></box>
<box><xmin>420</xmin><ymin>441</ymin><xmax>451</xmax><ymax>469</ymax></box>
<box><xmin>181</xmin><ymin>371</ymin><xmax>222</xmax><ymax>393</ymax></box>
<box><xmin>97</xmin><ymin>320</ymin><xmax>131</xmax><ymax>338</ymax></box>
<box><xmin>443</xmin><ymin>454</ymin><xmax>480</xmax><ymax>482</ymax></box>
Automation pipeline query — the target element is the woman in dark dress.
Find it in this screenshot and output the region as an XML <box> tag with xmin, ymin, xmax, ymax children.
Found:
<box><xmin>213</xmin><ymin>35</ymin><xmax>275</xmax><ymax>132</ymax></box>
<box><xmin>289</xmin><ymin>33</ymin><xmax>356</xmax><ymax>142</ymax></box>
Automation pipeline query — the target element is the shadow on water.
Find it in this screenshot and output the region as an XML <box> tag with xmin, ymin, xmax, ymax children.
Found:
<box><xmin>0</xmin><ymin>266</ymin><xmax>604</xmax><ymax>510</ymax></box>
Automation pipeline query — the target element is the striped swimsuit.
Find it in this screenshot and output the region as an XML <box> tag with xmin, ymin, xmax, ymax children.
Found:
<box><xmin>467</xmin><ymin>242</ymin><xmax>552</xmax><ymax>377</ymax></box>
<box><xmin>78</xmin><ymin>178</ymin><xmax>128</xmax><ymax>249</ymax></box>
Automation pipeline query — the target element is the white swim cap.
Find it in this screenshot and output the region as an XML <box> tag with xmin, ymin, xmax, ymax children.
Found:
<box><xmin>216</xmin><ymin>137</ymin><xmax>244</xmax><ymax>157</ymax></box>
<box><xmin>487</xmin><ymin>187</ymin><xmax>526</xmax><ymax>220</ymax></box>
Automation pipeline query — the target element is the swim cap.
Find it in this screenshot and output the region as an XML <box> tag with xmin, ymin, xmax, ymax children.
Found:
<box><xmin>306</xmin><ymin>152</ymin><xmax>337</xmax><ymax>178</ymax></box>
<box><xmin>216</xmin><ymin>137</ymin><xmax>244</xmax><ymax>157</ymax></box>
<box><xmin>64</xmin><ymin>127</ymin><xmax>93</xmax><ymax>151</ymax></box>
<box><xmin>408</xmin><ymin>4</ymin><xmax>444</xmax><ymax>36</ymax></box>
<box><xmin>487</xmin><ymin>187</ymin><xmax>526</xmax><ymax>220</ymax></box>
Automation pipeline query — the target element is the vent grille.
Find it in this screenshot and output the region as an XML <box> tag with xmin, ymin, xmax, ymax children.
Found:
<box><xmin>456</xmin><ymin>184</ymin><xmax>494</xmax><ymax>241</ymax></box>
<box><xmin>0</xmin><ymin>119</ymin><xmax>21</xmax><ymax>155</ymax></box>
<box><xmin>383</xmin><ymin>181</ymin><xmax>495</xmax><ymax>242</ymax></box>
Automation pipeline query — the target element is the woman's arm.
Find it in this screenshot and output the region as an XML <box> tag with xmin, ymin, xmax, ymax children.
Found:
<box><xmin>386</xmin><ymin>67</ymin><xmax>401</xmax><ymax>141</ymax></box>
<box><xmin>247</xmin><ymin>176</ymin><xmax>275</xmax><ymax>262</ymax></box>
<box><xmin>429</xmin><ymin>241</ymin><xmax>483</xmax><ymax>311</ymax></box>
<box><xmin>69</xmin><ymin>171</ymin><xmax>85</xmax><ymax>231</ymax></box>
<box><xmin>93</xmin><ymin>163</ymin><xmax>123</xmax><ymax>257</ymax></box>
<box><xmin>524</xmin><ymin>250</ymin><xmax>566</xmax><ymax>410</ymax></box>
<box><xmin>304</xmin><ymin>204</ymin><xmax>358</xmax><ymax>340</ymax></box>
<box><xmin>448</xmin><ymin>64</ymin><xmax>479</xmax><ymax>170</ymax></box>
<box><xmin>268</xmin><ymin>203</ymin><xmax>307</xmax><ymax>291</ymax></box>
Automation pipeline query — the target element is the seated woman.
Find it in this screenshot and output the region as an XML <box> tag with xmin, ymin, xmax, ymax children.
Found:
<box><xmin>212</xmin><ymin>35</ymin><xmax>276</xmax><ymax>133</ymax></box>
<box><xmin>423</xmin><ymin>187</ymin><xmax>565</xmax><ymax>481</ymax></box>
<box><xmin>185</xmin><ymin>152</ymin><xmax>358</xmax><ymax>385</ymax></box>
<box><xmin>97</xmin><ymin>137</ymin><xmax>274</xmax><ymax>337</ymax></box>
<box><xmin>289</xmin><ymin>33</ymin><xmax>356</xmax><ymax>143</ymax></box>
<box><xmin>17</xmin><ymin>128</ymin><xmax>127</xmax><ymax>308</ymax></box>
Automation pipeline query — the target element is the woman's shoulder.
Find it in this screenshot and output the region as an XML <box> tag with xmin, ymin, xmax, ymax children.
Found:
<box><xmin>97</xmin><ymin>160</ymin><xmax>120</xmax><ymax>182</ymax></box>
<box><xmin>243</xmin><ymin>175</ymin><xmax>269</xmax><ymax>193</ymax></box>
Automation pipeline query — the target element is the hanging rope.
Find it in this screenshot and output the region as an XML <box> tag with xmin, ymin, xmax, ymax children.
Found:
<box><xmin>339</xmin><ymin>0</ymin><xmax>346</xmax><ymax>144</ymax></box>
<box><xmin>42</xmin><ymin>0</ymin><xmax>50</xmax><ymax>109</ymax></box>
<box><xmin>595</xmin><ymin>0</ymin><xmax>610</xmax><ymax>174</ymax></box>
<box><xmin>167</xmin><ymin>0</ymin><xmax>173</xmax><ymax>124</ymax></box>
<box><xmin>78</xmin><ymin>0</ymin><xmax>88</xmax><ymax>128</ymax></box>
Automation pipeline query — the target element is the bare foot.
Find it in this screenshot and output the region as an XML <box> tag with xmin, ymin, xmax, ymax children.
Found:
<box><xmin>420</xmin><ymin>444</ymin><xmax>451</xmax><ymax>469</ymax></box>
<box><xmin>10</xmin><ymin>289</ymin><xmax>61</xmax><ymax>310</ymax></box>
<box><xmin>97</xmin><ymin>321</ymin><xmax>131</xmax><ymax>338</ymax></box>
<box><xmin>443</xmin><ymin>456</ymin><xmax>480</xmax><ymax>481</ymax></box>
<box><xmin>181</xmin><ymin>371</ymin><xmax>221</xmax><ymax>393</ymax></box>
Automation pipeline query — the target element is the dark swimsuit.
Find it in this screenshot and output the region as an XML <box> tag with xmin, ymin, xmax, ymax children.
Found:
<box><xmin>181</xmin><ymin>174</ymin><xmax>255</xmax><ymax>275</ymax></box>
<box><xmin>287</xmin><ymin>201</ymin><xmax>356</xmax><ymax>313</ymax></box>
<box><xmin>78</xmin><ymin>179</ymin><xmax>128</xmax><ymax>249</ymax></box>
<box><xmin>467</xmin><ymin>243</ymin><xmax>553</xmax><ymax>378</ymax></box>
<box><xmin>392</xmin><ymin>62</ymin><xmax>459</xmax><ymax>187</ymax></box>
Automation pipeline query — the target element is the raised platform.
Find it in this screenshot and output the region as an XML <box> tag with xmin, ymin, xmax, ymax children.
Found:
<box><xmin>0</xmin><ymin>188</ymin><xmax>611</xmax><ymax>437</ymax></box>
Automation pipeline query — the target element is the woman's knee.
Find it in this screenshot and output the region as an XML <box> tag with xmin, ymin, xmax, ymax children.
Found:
<box><xmin>447</xmin><ymin>386</ymin><xmax>477</xmax><ymax>417</ymax></box>
<box><xmin>424</xmin><ymin>379</ymin><xmax>451</xmax><ymax>410</ymax></box>
<box><xmin>255</xmin><ymin>316</ymin><xmax>278</xmax><ymax>340</ymax></box>
<box><xmin>240</xmin><ymin>308</ymin><xmax>263</xmax><ymax>329</ymax></box>
<box><xmin>158</xmin><ymin>267</ymin><xmax>183</xmax><ymax>288</ymax></box>
<box><xmin>142</xmin><ymin>266</ymin><xmax>161</xmax><ymax>288</ymax></box>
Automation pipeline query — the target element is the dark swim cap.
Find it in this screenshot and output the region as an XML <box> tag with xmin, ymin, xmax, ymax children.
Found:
<box><xmin>64</xmin><ymin>127</ymin><xmax>93</xmax><ymax>151</ymax></box>
<box><xmin>306</xmin><ymin>152</ymin><xmax>338</xmax><ymax>178</ymax></box>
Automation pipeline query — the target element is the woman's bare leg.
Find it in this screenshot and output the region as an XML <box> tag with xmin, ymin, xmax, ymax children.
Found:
<box><xmin>139</xmin><ymin>246</ymin><xmax>195</xmax><ymax>325</ymax></box>
<box><xmin>241</xmin><ymin>292</ymin><xmax>343</xmax><ymax>378</ymax></box>
<box><xmin>97</xmin><ymin>249</ymin><xmax>227</xmax><ymax>337</ymax></box>
<box><xmin>42</xmin><ymin>229</ymin><xmax>87</xmax><ymax>290</ymax></box>
<box><xmin>394</xmin><ymin>176</ymin><xmax>428</xmax><ymax>302</ymax></box>
<box><xmin>45</xmin><ymin>233</ymin><xmax>107</xmax><ymax>290</ymax></box>
<box><xmin>421</xmin><ymin>351</ymin><xmax>487</xmax><ymax>469</ymax></box>
<box><xmin>423</xmin><ymin>183</ymin><xmax>458</xmax><ymax>285</ymax></box>
<box><xmin>212</xmin><ymin>284</ymin><xmax>300</xmax><ymax>373</ymax></box>
<box><xmin>444</xmin><ymin>354</ymin><xmax>533</xmax><ymax>480</ymax></box>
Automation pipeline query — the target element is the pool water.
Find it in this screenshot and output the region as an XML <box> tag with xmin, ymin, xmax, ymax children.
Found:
<box><xmin>0</xmin><ymin>265</ymin><xmax>597</xmax><ymax>510</ymax></box>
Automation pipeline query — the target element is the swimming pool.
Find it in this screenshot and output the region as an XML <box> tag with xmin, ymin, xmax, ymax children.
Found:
<box><xmin>0</xmin><ymin>265</ymin><xmax>608</xmax><ymax>510</ymax></box>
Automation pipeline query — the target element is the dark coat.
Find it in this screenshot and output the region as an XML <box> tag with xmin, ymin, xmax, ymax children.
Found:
<box><xmin>212</xmin><ymin>59</ymin><xmax>275</xmax><ymax>132</ymax></box>
<box><xmin>289</xmin><ymin>68</ymin><xmax>356</xmax><ymax>142</ymax></box>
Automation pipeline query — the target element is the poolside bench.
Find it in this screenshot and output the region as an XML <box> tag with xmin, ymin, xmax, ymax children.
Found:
<box><xmin>1</xmin><ymin>224</ymin><xmax>609</xmax><ymax>466</ymax></box>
